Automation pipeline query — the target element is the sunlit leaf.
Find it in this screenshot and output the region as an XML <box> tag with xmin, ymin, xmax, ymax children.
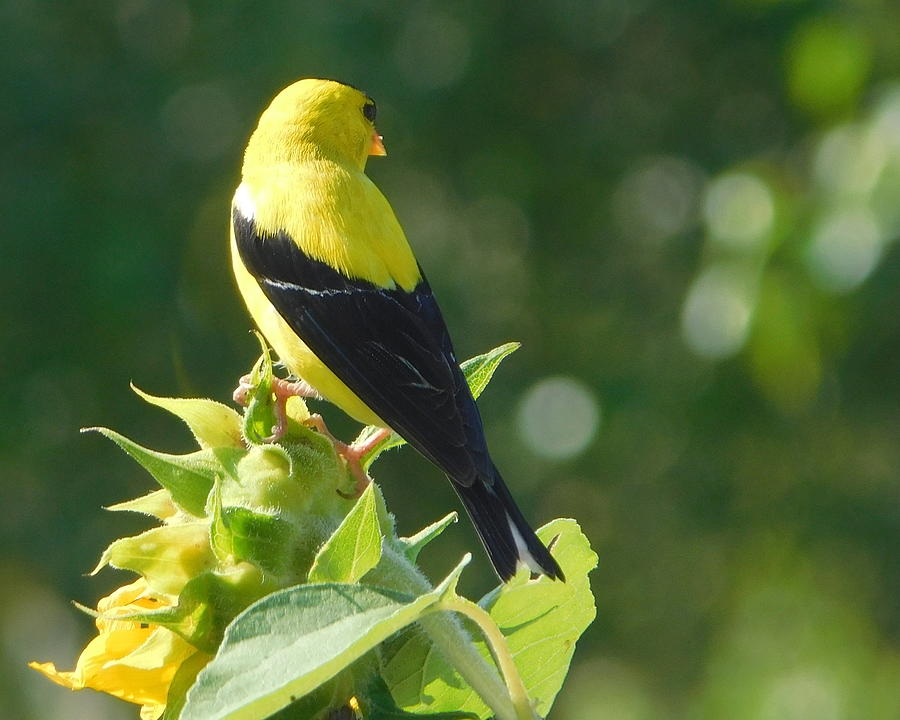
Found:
<box><xmin>105</xmin><ymin>489</ymin><xmax>178</xmax><ymax>521</ymax></box>
<box><xmin>364</xmin><ymin>675</ymin><xmax>479</xmax><ymax>719</ymax></box>
<box><xmin>308</xmin><ymin>483</ymin><xmax>384</xmax><ymax>584</ymax></box>
<box><xmin>132</xmin><ymin>384</ymin><xmax>244</xmax><ymax>450</ymax></box>
<box><xmin>381</xmin><ymin>519</ymin><xmax>596</xmax><ymax>719</ymax></box>
<box><xmin>94</xmin><ymin>522</ymin><xmax>216</xmax><ymax>596</ymax></box>
<box><xmin>399</xmin><ymin>512</ymin><xmax>458</xmax><ymax>563</ymax></box>
<box><xmin>181</xmin><ymin>557</ymin><xmax>469</xmax><ymax>720</ymax></box>
<box><xmin>85</xmin><ymin>427</ymin><xmax>243</xmax><ymax>517</ymax></box>
<box><xmin>459</xmin><ymin>342</ymin><xmax>520</xmax><ymax>400</ymax></box>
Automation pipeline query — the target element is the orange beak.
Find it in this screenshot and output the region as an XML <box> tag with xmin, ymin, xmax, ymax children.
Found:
<box><xmin>369</xmin><ymin>130</ymin><xmax>387</xmax><ymax>156</ymax></box>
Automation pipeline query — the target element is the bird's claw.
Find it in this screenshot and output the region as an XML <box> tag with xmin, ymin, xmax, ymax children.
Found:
<box><xmin>232</xmin><ymin>374</ymin><xmax>254</xmax><ymax>406</ymax></box>
<box><xmin>233</xmin><ymin>371</ymin><xmax>390</xmax><ymax>496</ymax></box>
<box><xmin>233</xmin><ymin>375</ymin><xmax>326</xmax><ymax>442</ymax></box>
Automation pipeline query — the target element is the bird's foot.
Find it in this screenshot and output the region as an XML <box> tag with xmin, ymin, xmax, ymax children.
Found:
<box><xmin>341</xmin><ymin>427</ymin><xmax>392</xmax><ymax>497</ymax></box>
<box><xmin>349</xmin><ymin>427</ymin><xmax>392</xmax><ymax>460</ymax></box>
<box><xmin>232</xmin><ymin>374</ymin><xmax>255</xmax><ymax>407</ymax></box>
<box><xmin>233</xmin><ymin>374</ymin><xmax>322</xmax><ymax>406</ymax></box>
<box><xmin>233</xmin><ymin>375</ymin><xmax>323</xmax><ymax>442</ymax></box>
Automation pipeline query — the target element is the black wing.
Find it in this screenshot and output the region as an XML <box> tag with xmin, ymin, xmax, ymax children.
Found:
<box><xmin>234</xmin><ymin>210</ymin><xmax>492</xmax><ymax>486</ymax></box>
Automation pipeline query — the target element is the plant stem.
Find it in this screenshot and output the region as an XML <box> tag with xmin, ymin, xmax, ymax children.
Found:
<box><xmin>371</xmin><ymin>543</ymin><xmax>519</xmax><ymax>720</ymax></box>
<box><xmin>439</xmin><ymin>595</ymin><xmax>537</xmax><ymax>720</ymax></box>
<box><xmin>417</xmin><ymin>610</ymin><xmax>517</xmax><ymax>720</ymax></box>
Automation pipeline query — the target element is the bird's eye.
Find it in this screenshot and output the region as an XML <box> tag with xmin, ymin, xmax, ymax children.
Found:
<box><xmin>362</xmin><ymin>99</ymin><xmax>377</xmax><ymax>123</ymax></box>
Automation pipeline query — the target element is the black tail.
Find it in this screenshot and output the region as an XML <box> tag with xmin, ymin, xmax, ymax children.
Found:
<box><xmin>452</xmin><ymin>465</ymin><xmax>565</xmax><ymax>582</ymax></box>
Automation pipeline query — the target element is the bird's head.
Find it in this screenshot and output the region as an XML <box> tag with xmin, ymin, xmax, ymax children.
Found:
<box><xmin>244</xmin><ymin>78</ymin><xmax>386</xmax><ymax>171</ymax></box>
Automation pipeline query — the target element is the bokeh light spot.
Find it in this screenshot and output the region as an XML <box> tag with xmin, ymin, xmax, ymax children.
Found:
<box><xmin>517</xmin><ymin>377</ymin><xmax>600</xmax><ymax>460</ymax></box>
<box><xmin>681</xmin><ymin>264</ymin><xmax>755</xmax><ymax>359</ymax></box>
<box><xmin>702</xmin><ymin>173</ymin><xmax>774</xmax><ymax>250</ymax></box>
<box><xmin>814</xmin><ymin>123</ymin><xmax>886</xmax><ymax>197</ymax></box>
<box><xmin>806</xmin><ymin>206</ymin><xmax>882</xmax><ymax>293</ymax></box>
<box><xmin>613</xmin><ymin>156</ymin><xmax>704</xmax><ymax>246</ymax></box>
<box><xmin>872</xmin><ymin>85</ymin><xmax>900</xmax><ymax>158</ymax></box>
<box><xmin>760</xmin><ymin>670</ymin><xmax>843</xmax><ymax>720</ymax></box>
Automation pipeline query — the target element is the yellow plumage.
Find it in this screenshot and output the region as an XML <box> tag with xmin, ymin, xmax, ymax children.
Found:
<box><xmin>231</xmin><ymin>79</ymin><xmax>417</xmax><ymax>426</ymax></box>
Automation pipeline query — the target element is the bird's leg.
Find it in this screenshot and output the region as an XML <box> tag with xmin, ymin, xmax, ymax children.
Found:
<box><xmin>349</xmin><ymin>427</ymin><xmax>392</xmax><ymax>458</ymax></box>
<box><xmin>267</xmin><ymin>378</ymin><xmax>324</xmax><ymax>441</ymax></box>
<box><xmin>233</xmin><ymin>374</ymin><xmax>323</xmax><ymax>442</ymax></box>
<box><xmin>232</xmin><ymin>373</ymin><xmax>323</xmax><ymax>406</ymax></box>
<box><xmin>303</xmin><ymin>413</ymin><xmax>338</xmax><ymax>442</ymax></box>
<box><xmin>232</xmin><ymin>374</ymin><xmax>256</xmax><ymax>407</ymax></box>
<box><xmin>339</xmin><ymin>427</ymin><xmax>392</xmax><ymax>497</ymax></box>
<box><xmin>233</xmin><ymin>371</ymin><xmax>391</xmax><ymax>496</ymax></box>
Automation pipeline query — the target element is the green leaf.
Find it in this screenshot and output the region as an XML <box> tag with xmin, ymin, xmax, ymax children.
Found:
<box><xmin>242</xmin><ymin>338</ymin><xmax>280</xmax><ymax>445</ymax></box>
<box><xmin>308</xmin><ymin>483</ymin><xmax>384</xmax><ymax>584</ymax></box>
<box><xmin>181</xmin><ymin>557</ymin><xmax>469</xmax><ymax>720</ymax></box>
<box><xmin>132</xmin><ymin>384</ymin><xmax>244</xmax><ymax>450</ymax></box>
<box><xmin>477</xmin><ymin>519</ymin><xmax>597</xmax><ymax>716</ymax></box>
<box><xmin>363</xmin><ymin>675</ymin><xmax>480</xmax><ymax>720</ymax></box>
<box><xmin>105</xmin><ymin>488</ymin><xmax>178</xmax><ymax>521</ymax></box>
<box><xmin>94</xmin><ymin>522</ymin><xmax>216</xmax><ymax>595</ymax></box>
<box><xmin>399</xmin><ymin>512</ymin><xmax>458</xmax><ymax>563</ymax></box>
<box><xmin>358</xmin><ymin>343</ymin><xmax>520</xmax><ymax>468</ymax></box>
<box><xmin>381</xmin><ymin>519</ymin><xmax>596</xmax><ymax>719</ymax></box>
<box><xmin>459</xmin><ymin>342</ymin><xmax>520</xmax><ymax>401</ymax></box>
<box><xmin>84</xmin><ymin>427</ymin><xmax>244</xmax><ymax>517</ymax></box>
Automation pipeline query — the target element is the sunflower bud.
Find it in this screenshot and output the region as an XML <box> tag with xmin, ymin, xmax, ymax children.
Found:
<box><xmin>30</xmin><ymin>359</ymin><xmax>357</xmax><ymax>717</ymax></box>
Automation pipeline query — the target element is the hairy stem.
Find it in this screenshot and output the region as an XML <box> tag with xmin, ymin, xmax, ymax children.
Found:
<box><xmin>371</xmin><ymin>542</ymin><xmax>519</xmax><ymax>720</ymax></box>
<box><xmin>439</xmin><ymin>595</ymin><xmax>536</xmax><ymax>720</ymax></box>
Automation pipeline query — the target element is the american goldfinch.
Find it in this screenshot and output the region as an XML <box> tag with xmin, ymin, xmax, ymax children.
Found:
<box><xmin>230</xmin><ymin>78</ymin><xmax>563</xmax><ymax>582</ymax></box>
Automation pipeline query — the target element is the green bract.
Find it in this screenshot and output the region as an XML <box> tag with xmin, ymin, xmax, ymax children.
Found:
<box><xmin>79</xmin><ymin>342</ymin><xmax>595</xmax><ymax>719</ymax></box>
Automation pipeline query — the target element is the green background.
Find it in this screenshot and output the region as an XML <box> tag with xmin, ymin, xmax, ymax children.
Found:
<box><xmin>3</xmin><ymin>1</ymin><xmax>898</xmax><ymax>718</ymax></box>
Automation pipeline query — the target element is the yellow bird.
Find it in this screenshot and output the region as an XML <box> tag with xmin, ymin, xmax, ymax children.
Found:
<box><xmin>231</xmin><ymin>78</ymin><xmax>563</xmax><ymax>582</ymax></box>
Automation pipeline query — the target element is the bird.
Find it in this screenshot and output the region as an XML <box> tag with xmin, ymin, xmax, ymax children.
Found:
<box><xmin>230</xmin><ymin>78</ymin><xmax>563</xmax><ymax>582</ymax></box>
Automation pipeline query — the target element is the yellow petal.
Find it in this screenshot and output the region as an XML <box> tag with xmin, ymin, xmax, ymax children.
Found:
<box><xmin>98</xmin><ymin>577</ymin><xmax>153</xmax><ymax>613</ymax></box>
<box><xmin>96</xmin><ymin>578</ymin><xmax>174</xmax><ymax>633</ymax></box>
<box><xmin>28</xmin><ymin>661</ymin><xmax>83</xmax><ymax>691</ymax></box>
<box><xmin>33</xmin><ymin>629</ymin><xmax>173</xmax><ymax>705</ymax></box>
<box><xmin>112</xmin><ymin>625</ymin><xmax>196</xmax><ymax>672</ymax></box>
<box><xmin>30</xmin><ymin>577</ymin><xmax>198</xmax><ymax>711</ymax></box>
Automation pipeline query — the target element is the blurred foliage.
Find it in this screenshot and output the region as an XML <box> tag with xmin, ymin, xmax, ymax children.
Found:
<box><xmin>2</xmin><ymin>1</ymin><xmax>898</xmax><ymax>718</ymax></box>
